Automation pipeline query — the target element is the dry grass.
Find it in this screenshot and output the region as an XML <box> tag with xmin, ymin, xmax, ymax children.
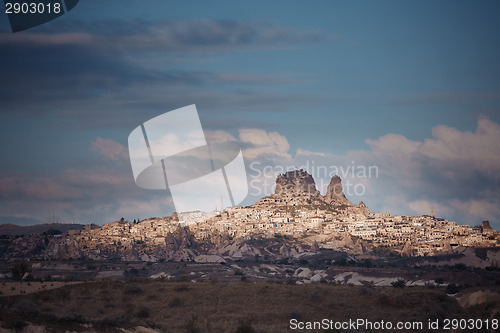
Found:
<box><xmin>0</xmin><ymin>281</ymin><xmax>83</xmax><ymax>296</ymax></box>
<box><xmin>0</xmin><ymin>280</ymin><xmax>495</xmax><ymax>332</ymax></box>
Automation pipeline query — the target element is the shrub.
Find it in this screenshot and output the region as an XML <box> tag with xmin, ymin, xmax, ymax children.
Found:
<box><xmin>123</xmin><ymin>283</ymin><xmax>142</xmax><ymax>294</ymax></box>
<box><xmin>453</xmin><ymin>263</ymin><xmax>467</xmax><ymax>271</ymax></box>
<box><xmin>445</xmin><ymin>284</ymin><xmax>461</xmax><ymax>294</ymax></box>
<box><xmin>168</xmin><ymin>296</ymin><xmax>183</xmax><ymax>307</ymax></box>
<box><xmin>137</xmin><ymin>306</ymin><xmax>150</xmax><ymax>318</ymax></box>
<box><xmin>391</xmin><ymin>279</ymin><xmax>406</xmax><ymax>288</ymax></box>
<box><xmin>359</xmin><ymin>287</ymin><xmax>372</xmax><ymax>295</ymax></box>
<box><xmin>184</xmin><ymin>315</ymin><xmax>199</xmax><ymax>333</ymax></box>
<box><xmin>58</xmin><ymin>313</ymin><xmax>86</xmax><ymax>323</ymax></box>
<box><xmin>174</xmin><ymin>284</ymin><xmax>189</xmax><ymax>292</ymax></box>
<box><xmin>235</xmin><ymin>321</ymin><xmax>256</xmax><ymax>333</ymax></box>
<box><xmin>434</xmin><ymin>277</ymin><xmax>445</xmax><ymax>284</ymax></box>
<box><xmin>289</xmin><ymin>311</ymin><xmax>302</xmax><ymax>320</ymax></box>
<box><xmin>9</xmin><ymin>261</ymin><xmax>31</xmax><ymax>280</ymax></box>
<box><xmin>1</xmin><ymin>314</ymin><xmax>27</xmax><ymax>331</ymax></box>
<box><xmin>14</xmin><ymin>299</ymin><xmax>40</xmax><ymax>317</ymax></box>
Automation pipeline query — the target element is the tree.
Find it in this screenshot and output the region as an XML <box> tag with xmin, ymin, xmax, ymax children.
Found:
<box><xmin>9</xmin><ymin>261</ymin><xmax>31</xmax><ymax>280</ymax></box>
<box><xmin>391</xmin><ymin>278</ymin><xmax>406</xmax><ymax>288</ymax></box>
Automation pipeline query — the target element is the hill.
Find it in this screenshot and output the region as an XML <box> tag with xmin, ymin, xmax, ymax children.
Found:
<box><xmin>0</xmin><ymin>223</ymin><xmax>85</xmax><ymax>236</ymax></box>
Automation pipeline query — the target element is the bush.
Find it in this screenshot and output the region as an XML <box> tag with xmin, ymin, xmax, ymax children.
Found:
<box><xmin>235</xmin><ymin>321</ymin><xmax>256</xmax><ymax>333</ymax></box>
<box><xmin>1</xmin><ymin>314</ymin><xmax>27</xmax><ymax>331</ymax></box>
<box><xmin>9</xmin><ymin>261</ymin><xmax>31</xmax><ymax>280</ymax></box>
<box><xmin>174</xmin><ymin>284</ymin><xmax>189</xmax><ymax>292</ymax></box>
<box><xmin>434</xmin><ymin>277</ymin><xmax>445</xmax><ymax>285</ymax></box>
<box><xmin>289</xmin><ymin>311</ymin><xmax>302</xmax><ymax>320</ymax></box>
<box><xmin>58</xmin><ymin>313</ymin><xmax>86</xmax><ymax>323</ymax></box>
<box><xmin>137</xmin><ymin>306</ymin><xmax>150</xmax><ymax>318</ymax></box>
<box><xmin>14</xmin><ymin>299</ymin><xmax>40</xmax><ymax>317</ymax></box>
<box><xmin>359</xmin><ymin>287</ymin><xmax>372</xmax><ymax>296</ymax></box>
<box><xmin>184</xmin><ymin>315</ymin><xmax>199</xmax><ymax>333</ymax></box>
<box><xmin>452</xmin><ymin>263</ymin><xmax>467</xmax><ymax>271</ymax></box>
<box><xmin>391</xmin><ymin>279</ymin><xmax>406</xmax><ymax>288</ymax></box>
<box><xmin>445</xmin><ymin>284</ymin><xmax>461</xmax><ymax>294</ymax></box>
<box><xmin>123</xmin><ymin>283</ymin><xmax>142</xmax><ymax>294</ymax></box>
<box><xmin>168</xmin><ymin>296</ymin><xmax>183</xmax><ymax>307</ymax></box>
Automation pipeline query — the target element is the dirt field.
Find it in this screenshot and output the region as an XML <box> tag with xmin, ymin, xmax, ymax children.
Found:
<box><xmin>0</xmin><ymin>281</ymin><xmax>83</xmax><ymax>296</ymax></box>
<box><xmin>1</xmin><ymin>280</ymin><xmax>498</xmax><ymax>333</ymax></box>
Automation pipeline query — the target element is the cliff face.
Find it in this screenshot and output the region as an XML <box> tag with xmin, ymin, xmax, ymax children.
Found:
<box><xmin>274</xmin><ymin>169</ymin><xmax>320</xmax><ymax>196</ymax></box>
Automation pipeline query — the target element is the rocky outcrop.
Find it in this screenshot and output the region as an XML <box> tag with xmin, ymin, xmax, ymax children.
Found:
<box><xmin>339</xmin><ymin>232</ymin><xmax>354</xmax><ymax>249</ymax></box>
<box><xmin>310</xmin><ymin>240</ymin><xmax>320</xmax><ymax>252</ymax></box>
<box><xmin>165</xmin><ymin>226</ymin><xmax>195</xmax><ymax>251</ymax></box>
<box><xmin>353</xmin><ymin>238</ymin><xmax>367</xmax><ymax>254</ymax></box>
<box><xmin>401</xmin><ymin>241</ymin><xmax>414</xmax><ymax>256</ymax></box>
<box><xmin>324</xmin><ymin>175</ymin><xmax>352</xmax><ymax>206</ymax></box>
<box><xmin>279</xmin><ymin>244</ymin><xmax>291</xmax><ymax>257</ymax></box>
<box><xmin>274</xmin><ymin>169</ymin><xmax>319</xmax><ymax>196</ymax></box>
<box><xmin>482</xmin><ymin>220</ymin><xmax>493</xmax><ymax>230</ymax></box>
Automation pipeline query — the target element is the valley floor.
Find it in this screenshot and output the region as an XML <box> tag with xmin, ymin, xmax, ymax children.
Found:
<box><xmin>0</xmin><ymin>279</ymin><xmax>499</xmax><ymax>333</ymax></box>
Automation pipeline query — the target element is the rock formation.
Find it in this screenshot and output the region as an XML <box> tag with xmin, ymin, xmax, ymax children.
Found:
<box><xmin>482</xmin><ymin>220</ymin><xmax>493</xmax><ymax>230</ymax></box>
<box><xmin>339</xmin><ymin>232</ymin><xmax>354</xmax><ymax>248</ymax></box>
<box><xmin>165</xmin><ymin>226</ymin><xmax>194</xmax><ymax>252</ymax></box>
<box><xmin>274</xmin><ymin>169</ymin><xmax>320</xmax><ymax>196</ymax></box>
<box><xmin>324</xmin><ymin>175</ymin><xmax>352</xmax><ymax>206</ymax></box>
<box><xmin>353</xmin><ymin>238</ymin><xmax>367</xmax><ymax>254</ymax></box>
<box><xmin>401</xmin><ymin>241</ymin><xmax>414</xmax><ymax>256</ymax></box>
<box><xmin>311</xmin><ymin>240</ymin><xmax>320</xmax><ymax>252</ymax></box>
<box><xmin>280</xmin><ymin>244</ymin><xmax>290</xmax><ymax>257</ymax></box>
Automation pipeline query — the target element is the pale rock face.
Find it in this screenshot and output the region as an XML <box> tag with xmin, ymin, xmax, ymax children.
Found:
<box><xmin>194</xmin><ymin>254</ymin><xmax>226</xmax><ymax>263</ymax></box>
<box><xmin>295</xmin><ymin>267</ymin><xmax>312</xmax><ymax>278</ymax></box>
<box><xmin>339</xmin><ymin>232</ymin><xmax>355</xmax><ymax>249</ymax></box>
<box><xmin>279</xmin><ymin>244</ymin><xmax>291</xmax><ymax>257</ymax></box>
<box><xmin>482</xmin><ymin>220</ymin><xmax>493</xmax><ymax>230</ymax></box>
<box><xmin>401</xmin><ymin>241</ymin><xmax>414</xmax><ymax>256</ymax></box>
<box><xmin>324</xmin><ymin>175</ymin><xmax>352</xmax><ymax>206</ymax></box>
<box><xmin>353</xmin><ymin>239</ymin><xmax>367</xmax><ymax>254</ymax></box>
<box><xmin>310</xmin><ymin>272</ymin><xmax>327</xmax><ymax>283</ymax></box>
<box><xmin>274</xmin><ymin>169</ymin><xmax>319</xmax><ymax>196</ymax></box>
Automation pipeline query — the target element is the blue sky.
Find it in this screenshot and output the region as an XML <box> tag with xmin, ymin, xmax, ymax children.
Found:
<box><xmin>0</xmin><ymin>0</ymin><xmax>499</xmax><ymax>228</ymax></box>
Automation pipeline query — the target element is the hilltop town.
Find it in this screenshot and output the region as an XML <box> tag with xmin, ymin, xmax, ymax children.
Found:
<box><xmin>2</xmin><ymin>170</ymin><xmax>498</xmax><ymax>264</ymax></box>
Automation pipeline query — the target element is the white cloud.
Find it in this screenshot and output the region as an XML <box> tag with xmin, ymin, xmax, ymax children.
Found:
<box><xmin>290</xmin><ymin>117</ymin><xmax>500</xmax><ymax>229</ymax></box>
<box><xmin>365</xmin><ymin>133</ymin><xmax>419</xmax><ymax>156</ymax></box>
<box><xmin>451</xmin><ymin>199</ymin><xmax>500</xmax><ymax>223</ymax></box>
<box><xmin>366</xmin><ymin>117</ymin><xmax>500</xmax><ymax>174</ymax></box>
<box><xmin>420</xmin><ymin>118</ymin><xmax>500</xmax><ymax>171</ymax></box>
<box><xmin>409</xmin><ymin>200</ymin><xmax>452</xmax><ymax>218</ymax></box>
<box><xmin>295</xmin><ymin>148</ymin><xmax>326</xmax><ymax>157</ymax></box>
<box><xmin>204</xmin><ymin>130</ymin><xmax>238</xmax><ymax>143</ymax></box>
<box><xmin>239</xmin><ymin>128</ymin><xmax>291</xmax><ymax>160</ymax></box>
